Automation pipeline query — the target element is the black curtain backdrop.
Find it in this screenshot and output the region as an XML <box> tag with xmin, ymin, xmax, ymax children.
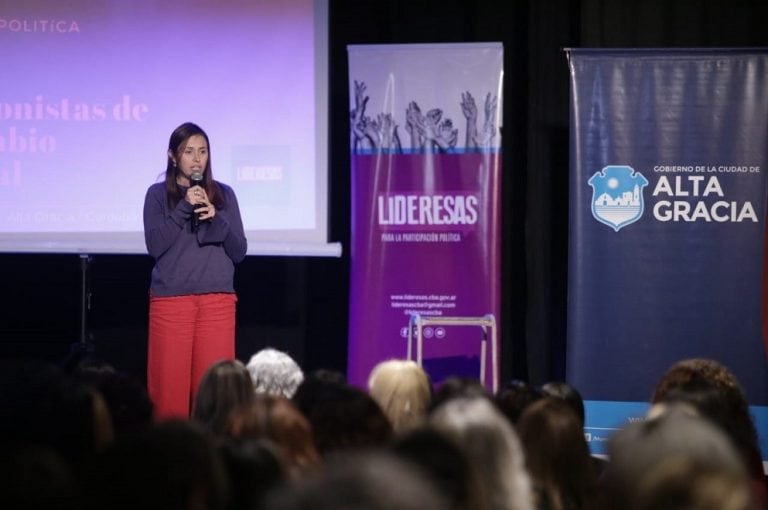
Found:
<box><xmin>2</xmin><ymin>0</ymin><xmax>767</xmax><ymax>387</ymax></box>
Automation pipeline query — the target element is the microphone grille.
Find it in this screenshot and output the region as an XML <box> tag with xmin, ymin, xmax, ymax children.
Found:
<box><xmin>190</xmin><ymin>171</ymin><xmax>204</xmax><ymax>183</ymax></box>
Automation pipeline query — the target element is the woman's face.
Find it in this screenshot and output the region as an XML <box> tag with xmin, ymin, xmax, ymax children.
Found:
<box><xmin>171</xmin><ymin>134</ymin><xmax>209</xmax><ymax>185</ymax></box>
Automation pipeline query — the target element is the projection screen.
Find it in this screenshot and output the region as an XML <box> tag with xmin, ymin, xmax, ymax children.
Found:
<box><xmin>0</xmin><ymin>0</ymin><xmax>338</xmax><ymax>256</ymax></box>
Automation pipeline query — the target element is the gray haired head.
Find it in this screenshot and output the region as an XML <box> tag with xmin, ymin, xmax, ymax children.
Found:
<box><xmin>246</xmin><ymin>348</ymin><xmax>304</xmax><ymax>398</ymax></box>
<box><xmin>604</xmin><ymin>406</ymin><xmax>749</xmax><ymax>510</ymax></box>
<box><xmin>430</xmin><ymin>397</ymin><xmax>534</xmax><ymax>510</ymax></box>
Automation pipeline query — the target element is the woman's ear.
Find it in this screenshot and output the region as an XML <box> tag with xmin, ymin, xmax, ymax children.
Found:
<box><xmin>168</xmin><ymin>149</ymin><xmax>176</xmax><ymax>166</ymax></box>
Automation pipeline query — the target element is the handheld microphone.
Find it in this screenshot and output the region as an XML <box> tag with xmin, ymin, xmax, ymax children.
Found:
<box><xmin>190</xmin><ymin>172</ymin><xmax>204</xmax><ymax>232</ymax></box>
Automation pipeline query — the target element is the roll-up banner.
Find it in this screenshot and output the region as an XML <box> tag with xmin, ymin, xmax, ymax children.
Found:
<box><xmin>347</xmin><ymin>43</ymin><xmax>503</xmax><ymax>389</ymax></box>
<box><xmin>567</xmin><ymin>49</ymin><xmax>768</xmax><ymax>463</ymax></box>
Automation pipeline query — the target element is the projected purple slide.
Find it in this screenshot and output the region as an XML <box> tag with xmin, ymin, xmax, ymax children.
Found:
<box><xmin>0</xmin><ymin>0</ymin><xmax>334</xmax><ymax>255</ymax></box>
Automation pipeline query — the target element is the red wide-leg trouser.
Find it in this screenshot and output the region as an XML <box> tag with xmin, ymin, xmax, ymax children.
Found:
<box><xmin>148</xmin><ymin>293</ymin><xmax>237</xmax><ymax>419</ymax></box>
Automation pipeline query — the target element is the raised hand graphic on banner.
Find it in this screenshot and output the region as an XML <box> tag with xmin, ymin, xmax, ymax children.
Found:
<box><xmin>462</xmin><ymin>91</ymin><xmax>498</xmax><ymax>150</ymax></box>
<box><xmin>405</xmin><ymin>101</ymin><xmax>425</xmax><ymax>150</ymax></box>
<box><xmin>423</xmin><ymin>108</ymin><xmax>458</xmax><ymax>151</ymax></box>
<box><xmin>358</xmin><ymin>114</ymin><xmax>400</xmax><ymax>152</ymax></box>
<box><xmin>360</xmin><ymin>115</ymin><xmax>380</xmax><ymax>147</ymax></box>
<box><xmin>352</xmin><ymin>80</ymin><xmax>472</xmax><ymax>154</ymax></box>
<box><xmin>350</xmin><ymin>80</ymin><xmax>371</xmax><ymax>153</ymax></box>
<box><xmin>406</xmin><ymin>103</ymin><xmax>458</xmax><ymax>152</ymax></box>
<box><xmin>461</xmin><ymin>91</ymin><xmax>479</xmax><ymax>149</ymax></box>
<box><xmin>350</xmin><ymin>80</ymin><xmax>404</xmax><ymax>153</ymax></box>
<box><xmin>474</xmin><ymin>93</ymin><xmax>498</xmax><ymax>149</ymax></box>
<box><xmin>377</xmin><ymin>113</ymin><xmax>403</xmax><ymax>152</ymax></box>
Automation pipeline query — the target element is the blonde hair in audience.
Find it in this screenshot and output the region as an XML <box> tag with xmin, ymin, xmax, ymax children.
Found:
<box><xmin>368</xmin><ymin>359</ymin><xmax>431</xmax><ymax>433</ymax></box>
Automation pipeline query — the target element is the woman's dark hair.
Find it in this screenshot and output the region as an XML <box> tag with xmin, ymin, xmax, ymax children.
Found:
<box><xmin>85</xmin><ymin>420</ymin><xmax>229</xmax><ymax>510</ymax></box>
<box><xmin>0</xmin><ymin>359</ymin><xmax>109</xmax><ymax>466</ymax></box>
<box><xmin>540</xmin><ymin>381</ymin><xmax>585</xmax><ymax>425</ymax></box>
<box><xmin>219</xmin><ymin>439</ymin><xmax>286</xmax><ymax>510</ymax></box>
<box><xmin>429</xmin><ymin>376</ymin><xmax>489</xmax><ymax>413</ymax></box>
<box><xmin>225</xmin><ymin>395</ymin><xmax>320</xmax><ymax>478</ymax></box>
<box><xmin>517</xmin><ymin>397</ymin><xmax>597</xmax><ymax>510</ymax></box>
<box><xmin>293</xmin><ymin>377</ymin><xmax>391</xmax><ymax>456</ymax></box>
<box><xmin>652</xmin><ymin>359</ymin><xmax>764</xmax><ymax>484</ymax></box>
<box><xmin>390</xmin><ymin>427</ymin><xmax>486</xmax><ymax>510</ymax></box>
<box><xmin>494</xmin><ymin>379</ymin><xmax>543</xmax><ymax>424</ymax></box>
<box><xmin>74</xmin><ymin>362</ymin><xmax>153</xmax><ymax>439</ymax></box>
<box><xmin>192</xmin><ymin>360</ymin><xmax>254</xmax><ymax>436</ymax></box>
<box><xmin>164</xmin><ymin>122</ymin><xmax>222</xmax><ymax>209</ymax></box>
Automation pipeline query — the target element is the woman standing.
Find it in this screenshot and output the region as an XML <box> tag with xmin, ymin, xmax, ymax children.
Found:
<box><xmin>143</xmin><ymin>122</ymin><xmax>247</xmax><ymax>418</ymax></box>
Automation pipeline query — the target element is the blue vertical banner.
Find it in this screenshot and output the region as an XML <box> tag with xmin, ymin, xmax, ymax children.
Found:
<box><xmin>567</xmin><ymin>49</ymin><xmax>768</xmax><ymax>460</ymax></box>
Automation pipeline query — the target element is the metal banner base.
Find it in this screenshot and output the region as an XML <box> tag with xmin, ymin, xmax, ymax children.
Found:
<box><xmin>407</xmin><ymin>313</ymin><xmax>498</xmax><ymax>393</ymax></box>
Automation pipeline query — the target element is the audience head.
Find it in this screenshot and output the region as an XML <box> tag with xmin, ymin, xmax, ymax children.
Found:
<box><xmin>293</xmin><ymin>376</ymin><xmax>391</xmax><ymax>456</ymax></box>
<box><xmin>651</xmin><ymin>358</ymin><xmax>763</xmax><ymax>482</ymax></box>
<box><xmin>86</xmin><ymin>420</ymin><xmax>229</xmax><ymax>510</ymax></box>
<box><xmin>391</xmin><ymin>426</ymin><xmax>486</xmax><ymax>510</ymax></box>
<box><xmin>1</xmin><ymin>445</ymin><xmax>79</xmax><ymax>510</ymax></box>
<box><xmin>516</xmin><ymin>397</ymin><xmax>596</xmax><ymax>510</ymax></box>
<box><xmin>629</xmin><ymin>456</ymin><xmax>755</xmax><ymax>510</ymax></box>
<box><xmin>292</xmin><ymin>369</ymin><xmax>346</xmax><ymax>416</ymax></box>
<box><xmin>307</xmin><ymin>368</ymin><xmax>347</xmax><ymax>384</ymax></box>
<box><xmin>74</xmin><ymin>362</ymin><xmax>153</xmax><ymax>438</ymax></box>
<box><xmin>652</xmin><ymin>358</ymin><xmax>743</xmax><ymax>401</ymax></box>
<box><xmin>494</xmin><ymin>379</ymin><xmax>543</xmax><ymax>424</ymax></box>
<box><xmin>192</xmin><ymin>359</ymin><xmax>254</xmax><ymax>435</ymax></box>
<box><xmin>430</xmin><ymin>376</ymin><xmax>489</xmax><ymax>412</ymax></box>
<box><xmin>368</xmin><ymin>359</ymin><xmax>432</xmax><ymax>433</ymax></box>
<box><xmin>603</xmin><ymin>406</ymin><xmax>750</xmax><ymax>510</ymax></box>
<box><xmin>73</xmin><ymin>358</ymin><xmax>117</xmax><ymax>383</ymax></box>
<box><xmin>219</xmin><ymin>439</ymin><xmax>287</xmax><ymax>510</ymax></box>
<box><xmin>0</xmin><ymin>358</ymin><xmax>113</xmax><ymax>466</ymax></box>
<box><xmin>539</xmin><ymin>381</ymin><xmax>585</xmax><ymax>425</ymax></box>
<box><xmin>431</xmin><ymin>397</ymin><xmax>534</xmax><ymax>510</ymax></box>
<box><xmin>263</xmin><ymin>451</ymin><xmax>448</xmax><ymax>510</ymax></box>
<box><xmin>225</xmin><ymin>394</ymin><xmax>320</xmax><ymax>478</ymax></box>
<box><xmin>246</xmin><ymin>347</ymin><xmax>304</xmax><ymax>398</ymax></box>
